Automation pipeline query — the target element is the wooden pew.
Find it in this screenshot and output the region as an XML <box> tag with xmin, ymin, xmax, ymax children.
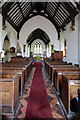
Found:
<box><xmin>2</xmin><ymin>64</ymin><xmax>30</xmax><ymax>80</ymax></box>
<box><xmin>44</xmin><ymin>60</ymin><xmax>78</xmax><ymax>79</ymax></box>
<box><xmin>61</xmin><ymin>75</ymin><xmax>80</xmax><ymax>113</ymax></box>
<box><xmin>53</xmin><ymin>68</ymin><xmax>80</xmax><ymax>94</ymax></box>
<box><xmin>51</xmin><ymin>64</ymin><xmax>78</xmax><ymax>82</ymax></box>
<box><xmin>56</xmin><ymin>72</ymin><xmax>80</xmax><ymax>97</ymax></box>
<box><xmin>1</xmin><ymin>66</ymin><xmax>27</xmax><ymax>82</ymax></box>
<box><xmin>51</xmin><ymin>51</ymin><xmax>63</xmax><ymax>61</ymax></box>
<box><xmin>11</xmin><ymin>56</ymin><xmax>31</xmax><ymax>63</ymax></box>
<box><xmin>0</xmin><ymin>73</ymin><xmax>20</xmax><ymax>115</ymax></box>
<box><xmin>0</xmin><ymin>70</ymin><xmax>25</xmax><ymax>95</ymax></box>
<box><xmin>45</xmin><ymin>60</ymin><xmax>68</xmax><ymax>76</ymax></box>
<box><xmin>2</xmin><ymin>61</ymin><xmax>32</xmax><ymax>78</ymax></box>
<box><xmin>0</xmin><ymin>58</ymin><xmax>32</xmax><ymax>117</ymax></box>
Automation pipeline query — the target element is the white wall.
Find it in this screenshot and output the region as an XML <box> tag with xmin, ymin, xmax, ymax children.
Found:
<box><xmin>0</xmin><ymin>14</ymin><xmax>2</xmax><ymax>52</ymax></box>
<box><xmin>60</xmin><ymin>14</ymin><xmax>79</xmax><ymax>64</ymax></box>
<box><xmin>78</xmin><ymin>13</ymin><xmax>80</xmax><ymax>66</ymax></box>
<box><xmin>19</xmin><ymin>15</ymin><xmax>59</xmax><ymax>56</ymax></box>
<box><xmin>0</xmin><ymin>14</ymin><xmax>17</xmax><ymax>53</ymax></box>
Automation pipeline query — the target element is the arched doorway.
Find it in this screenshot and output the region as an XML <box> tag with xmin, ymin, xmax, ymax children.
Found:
<box><xmin>2</xmin><ymin>35</ymin><xmax>10</xmax><ymax>62</ymax></box>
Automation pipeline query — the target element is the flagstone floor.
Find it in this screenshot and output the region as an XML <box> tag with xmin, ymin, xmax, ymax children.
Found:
<box><xmin>14</xmin><ymin>64</ymin><xmax>66</xmax><ymax>120</ymax></box>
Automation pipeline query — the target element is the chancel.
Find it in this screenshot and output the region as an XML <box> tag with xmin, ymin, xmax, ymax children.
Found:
<box><xmin>0</xmin><ymin>1</ymin><xmax>80</xmax><ymax>120</ymax></box>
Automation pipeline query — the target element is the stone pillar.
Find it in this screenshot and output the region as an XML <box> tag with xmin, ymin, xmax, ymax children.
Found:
<box><xmin>47</xmin><ymin>44</ymin><xmax>49</xmax><ymax>57</ymax></box>
<box><xmin>23</xmin><ymin>44</ymin><xmax>26</xmax><ymax>57</ymax></box>
<box><xmin>25</xmin><ymin>44</ymin><xmax>28</xmax><ymax>57</ymax></box>
<box><xmin>27</xmin><ymin>44</ymin><xmax>30</xmax><ymax>57</ymax></box>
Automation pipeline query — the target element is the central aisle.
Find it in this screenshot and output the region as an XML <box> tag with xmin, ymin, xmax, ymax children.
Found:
<box><xmin>15</xmin><ymin>62</ymin><xmax>66</xmax><ymax>120</ymax></box>
<box><xmin>25</xmin><ymin>62</ymin><xmax>53</xmax><ymax>119</ymax></box>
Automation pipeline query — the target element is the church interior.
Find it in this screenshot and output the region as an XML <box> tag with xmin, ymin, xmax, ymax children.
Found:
<box><xmin>0</xmin><ymin>1</ymin><xmax>80</xmax><ymax>120</ymax></box>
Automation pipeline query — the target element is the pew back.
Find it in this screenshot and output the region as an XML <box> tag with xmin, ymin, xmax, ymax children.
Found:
<box><xmin>62</xmin><ymin>75</ymin><xmax>80</xmax><ymax>113</ymax></box>
<box><xmin>0</xmin><ymin>74</ymin><xmax>19</xmax><ymax>113</ymax></box>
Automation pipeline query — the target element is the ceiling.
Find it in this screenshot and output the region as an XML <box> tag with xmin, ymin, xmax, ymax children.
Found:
<box><xmin>0</xmin><ymin>1</ymin><xmax>80</xmax><ymax>37</ymax></box>
<box><xmin>27</xmin><ymin>28</ymin><xmax>50</xmax><ymax>45</ymax></box>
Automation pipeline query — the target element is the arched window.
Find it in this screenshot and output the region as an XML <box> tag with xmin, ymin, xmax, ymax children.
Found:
<box><xmin>34</xmin><ymin>42</ymin><xmax>42</xmax><ymax>55</ymax></box>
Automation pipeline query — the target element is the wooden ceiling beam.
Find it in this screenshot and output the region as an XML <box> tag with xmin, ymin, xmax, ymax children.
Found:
<box><xmin>59</xmin><ymin>16</ymin><xmax>70</xmax><ymax>30</ymax></box>
<box><xmin>12</xmin><ymin>12</ymin><xmax>22</xmax><ymax>22</ymax></box>
<box><xmin>8</xmin><ymin>6</ymin><xmax>19</xmax><ymax>18</ymax></box>
<box><xmin>56</xmin><ymin>10</ymin><xmax>66</xmax><ymax>21</ymax></box>
<box><xmin>17</xmin><ymin>2</ymin><xmax>25</xmax><ymax>19</ymax></box>
<box><xmin>76</xmin><ymin>2</ymin><xmax>80</xmax><ymax>11</ymax></box>
<box><xmin>23</xmin><ymin>7</ymin><xmax>31</xmax><ymax>16</ymax></box>
<box><xmin>42</xmin><ymin>36</ymin><xmax>50</xmax><ymax>43</ymax></box>
<box><xmin>54</xmin><ymin>17</ymin><xmax>62</xmax><ymax>26</ymax></box>
<box><xmin>47</xmin><ymin>3</ymin><xmax>55</xmax><ymax>16</ymax></box>
<box><xmin>53</xmin><ymin>3</ymin><xmax>60</xmax><ymax>19</ymax></box>
<box><xmin>2</xmin><ymin>2</ymin><xmax>15</xmax><ymax>28</ymax></box>
<box><xmin>2</xmin><ymin>2</ymin><xmax>14</xmax><ymax>19</ymax></box>
<box><xmin>62</xmin><ymin>2</ymin><xmax>78</xmax><ymax>20</ymax></box>
<box><xmin>18</xmin><ymin>7</ymin><xmax>33</xmax><ymax>31</ymax></box>
<box><xmin>31</xmin><ymin>2</ymin><xmax>33</xmax><ymax>10</ymax></box>
<box><xmin>27</xmin><ymin>36</ymin><xmax>33</xmax><ymax>44</ymax></box>
<box><xmin>45</xmin><ymin>2</ymin><xmax>48</xmax><ymax>9</ymax></box>
<box><xmin>42</xmin><ymin>6</ymin><xmax>60</xmax><ymax>33</ymax></box>
<box><xmin>7</xmin><ymin>16</ymin><xmax>18</xmax><ymax>31</ymax></box>
<box><xmin>59</xmin><ymin>5</ymin><xmax>69</xmax><ymax>18</ymax></box>
<box><xmin>2</xmin><ymin>1</ymin><xmax>78</xmax><ymax>34</ymax></box>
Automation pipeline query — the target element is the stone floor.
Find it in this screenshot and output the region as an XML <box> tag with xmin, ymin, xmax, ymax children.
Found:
<box><xmin>14</xmin><ymin>65</ymin><xmax>67</xmax><ymax>120</ymax></box>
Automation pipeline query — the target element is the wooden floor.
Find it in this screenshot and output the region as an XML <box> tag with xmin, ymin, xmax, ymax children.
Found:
<box><xmin>14</xmin><ymin>64</ymin><xmax>66</xmax><ymax>120</ymax></box>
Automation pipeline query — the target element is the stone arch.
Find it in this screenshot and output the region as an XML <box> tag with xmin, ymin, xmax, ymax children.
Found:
<box><xmin>19</xmin><ymin>15</ymin><xmax>59</xmax><ymax>55</ymax></box>
<box><xmin>2</xmin><ymin>35</ymin><xmax>11</xmax><ymax>62</ymax></box>
<box><xmin>2</xmin><ymin>35</ymin><xmax>10</xmax><ymax>51</ymax></box>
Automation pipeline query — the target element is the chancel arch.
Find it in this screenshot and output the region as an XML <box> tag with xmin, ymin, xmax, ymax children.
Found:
<box><xmin>19</xmin><ymin>15</ymin><xmax>59</xmax><ymax>56</ymax></box>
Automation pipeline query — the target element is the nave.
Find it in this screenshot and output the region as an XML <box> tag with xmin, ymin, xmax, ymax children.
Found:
<box><xmin>15</xmin><ymin>62</ymin><xmax>66</xmax><ymax>120</ymax></box>
<box><xmin>1</xmin><ymin>57</ymin><xmax>80</xmax><ymax>120</ymax></box>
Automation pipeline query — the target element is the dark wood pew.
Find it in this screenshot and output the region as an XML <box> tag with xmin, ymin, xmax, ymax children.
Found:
<box><xmin>10</xmin><ymin>56</ymin><xmax>32</xmax><ymax>63</ymax></box>
<box><xmin>2</xmin><ymin>61</ymin><xmax>32</xmax><ymax>78</ymax></box>
<box><xmin>0</xmin><ymin>58</ymin><xmax>32</xmax><ymax>117</ymax></box>
<box><xmin>61</xmin><ymin>75</ymin><xmax>80</xmax><ymax>113</ymax></box>
<box><xmin>51</xmin><ymin>64</ymin><xmax>78</xmax><ymax>81</ymax></box>
<box><xmin>51</xmin><ymin>51</ymin><xmax>63</xmax><ymax>61</ymax></box>
<box><xmin>55</xmin><ymin>72</ymin><xmax>80</xmax><ymax>96</ymax></box>
<box><xmin>44</xmin><ymin>60</ymin><xmax>78</xmax><ymax>79</ymax></box>
<box><xmin>1</xmin><ymin>66</ymin><xmax>27</xmax><ymax>82</ymax></box>
<box><xmin>0</xmin><ymin>70</ymin><xmax>25</xmax><ymax>94</ymax></box>
<box><xmin>45</xmin><ymin>60</ymin><xmax>68</xmax><ymax>75</ymax></box>
<box><xmin>50</xmin><ymin>65</ymin><xmax>78</xmax><ymax>81</ymax></box>
<box><xmin>53</xmin><ymin>68</ymin><xmax>80</xmax><ymax>94</ymax></box>
<box><xmin>0</xmin><ymin>73</ymin><xmax>20</xmax><ymax>115</ymax></box>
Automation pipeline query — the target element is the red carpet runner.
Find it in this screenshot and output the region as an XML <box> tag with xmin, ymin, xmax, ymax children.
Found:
<box><xmin>25</xmin><ymin>62</ymin><xmax>53</xmax><ymax>120</ymax></box>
